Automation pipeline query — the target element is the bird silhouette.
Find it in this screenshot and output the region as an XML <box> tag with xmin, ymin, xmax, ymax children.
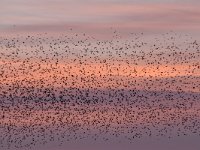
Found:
<box><xmin>0</xmin><ymin>30</ymin><xmax>200</xmax><ymax>149</ymax></box>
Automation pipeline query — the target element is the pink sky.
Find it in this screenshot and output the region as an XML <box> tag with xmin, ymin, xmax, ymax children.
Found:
<box><xmin>1</xmin><ymin>1</ymin><xmax>200</xmax><ymax>150</ymax></box>
<box><xmin>1</xmin><ymin>0</ymin><xmax>200</xmax><ymax>34</ymax></box>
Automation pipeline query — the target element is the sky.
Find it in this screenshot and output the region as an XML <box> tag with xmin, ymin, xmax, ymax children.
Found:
<box><xmin>1</xmin><ymin>0</ymin><xmax>200</xmax><ymax>34</ymax></box>
<box><xmin>0</xmin><ymin>1</ymin><xmax>200</xmax><ymax>150</ymax></box>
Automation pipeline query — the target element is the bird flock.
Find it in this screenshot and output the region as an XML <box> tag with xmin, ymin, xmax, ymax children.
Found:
<box><xmin>0</xmin><ymin>30</ymin><xmax>200</xmax><ymax>149</ymax></box>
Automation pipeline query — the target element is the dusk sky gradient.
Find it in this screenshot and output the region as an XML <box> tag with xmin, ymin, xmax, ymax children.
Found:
<box><xmin>0</xmin><ymin>0</ymin><xmax>200</xmax><ymax>150</ymax></box>
<box><xmin>1</xmin><ymin>0</ymin><xmax>200</xmax><ymax>34</ymax></box>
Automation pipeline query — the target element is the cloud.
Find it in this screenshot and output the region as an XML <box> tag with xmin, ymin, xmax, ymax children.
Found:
<box><xmin>0</xmin><ymin>0</ymin><xmax>200</xmax><ymax>33</ymax></box>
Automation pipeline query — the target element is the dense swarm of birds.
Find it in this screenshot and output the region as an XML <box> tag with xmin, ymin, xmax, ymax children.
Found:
<box><xmin>0</xmin><ymin>30</ymin><xmax>200</xmax><ymax>149</ymax></box>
